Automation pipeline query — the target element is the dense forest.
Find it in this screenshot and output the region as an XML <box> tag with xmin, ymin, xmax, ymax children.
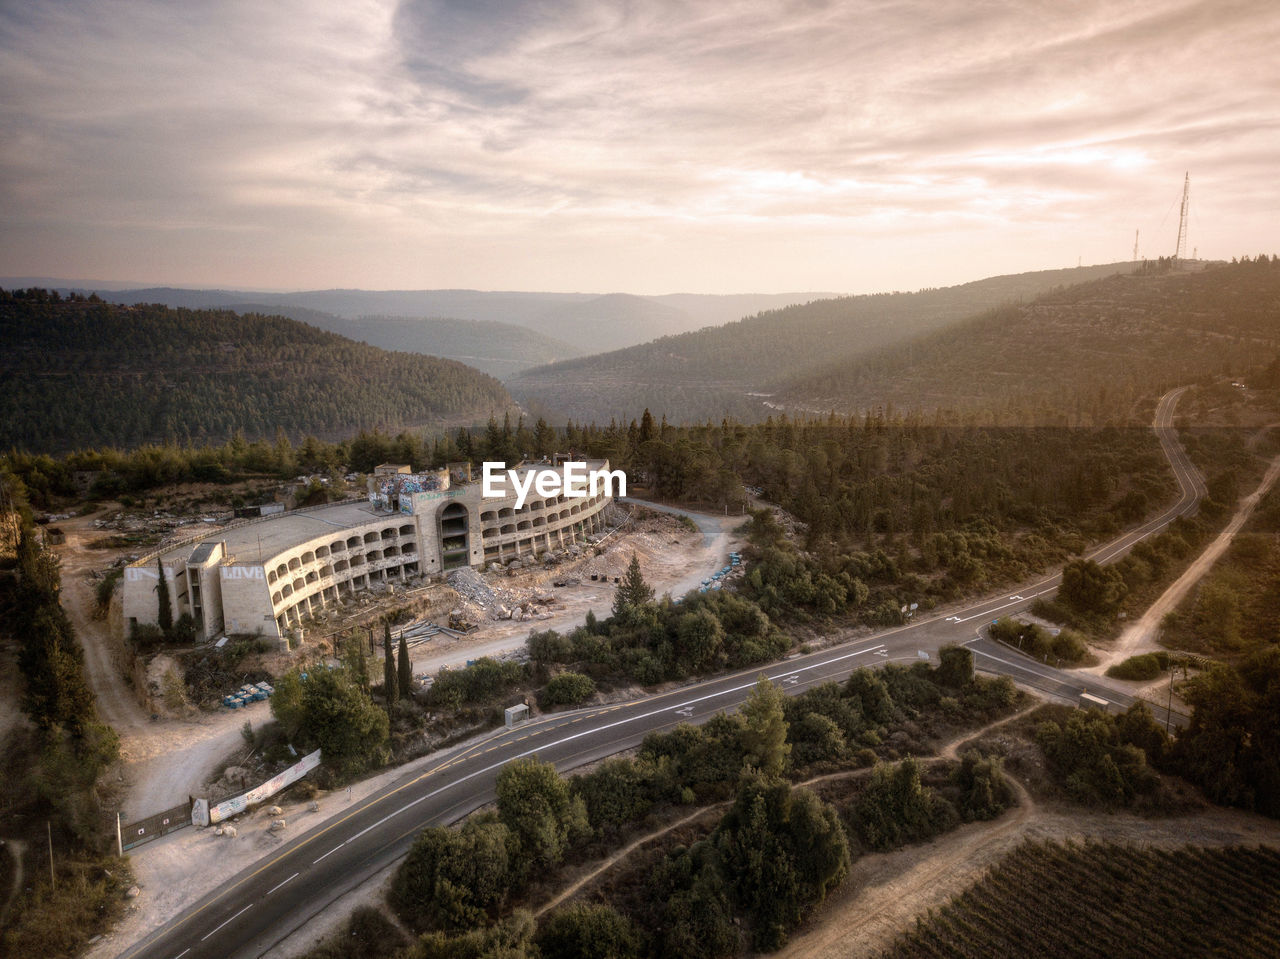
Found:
<box><xmin>0</xmin><ymin>289</ymin><xmax>512</xmax><ymax>453</ymax></box>
<box><xmin>508</xmin><ymin>262</ymin><xmax>1137</xmax><ymax>423</ymax></box>
<box><xmin>781</xmin><ymin>255</ymin><xmax>1280</xmax><ymax>423</ymax></box>
<box><xmin>4</xmin><ymin>402</ymin><xmax>1186</xmax><ymax>635</ymax></box>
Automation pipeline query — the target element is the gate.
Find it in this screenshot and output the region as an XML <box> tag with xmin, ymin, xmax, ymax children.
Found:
<box><xmin>120</xmin><ymin>799</ymin><xmax>192</xmax><ymax>851</ymax></box>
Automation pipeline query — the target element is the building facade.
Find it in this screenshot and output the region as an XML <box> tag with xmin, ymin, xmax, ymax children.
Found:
<box><xmin>121</xmin><ymin>460</ymin><xmax>616</xmax><ymax>643</ymax></box>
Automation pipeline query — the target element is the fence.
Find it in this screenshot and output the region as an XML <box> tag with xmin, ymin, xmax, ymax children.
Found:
<box><xmin>119</xmin><ymin>799</ymin><xmax>193</xmax><ymax>852</ymax></box>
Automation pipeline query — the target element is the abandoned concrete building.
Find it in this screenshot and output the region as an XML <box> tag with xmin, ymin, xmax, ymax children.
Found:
<box><xmin>121</xmin><ymin>460</ymin><xmax>617</xmax><ymax>643</ymax></box>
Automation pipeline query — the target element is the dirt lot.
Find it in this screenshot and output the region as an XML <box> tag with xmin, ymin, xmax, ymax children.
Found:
<box><xmin>395</xmin><ymin>505</ymin><xmax>740</xmax><ymax>675</ymax></box>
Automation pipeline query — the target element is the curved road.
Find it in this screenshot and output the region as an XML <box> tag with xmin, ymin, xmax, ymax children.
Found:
<box><xmin>122</xmin><ymin>389</ymin><xmax>1203</xmax><ymax>959</ymax></box>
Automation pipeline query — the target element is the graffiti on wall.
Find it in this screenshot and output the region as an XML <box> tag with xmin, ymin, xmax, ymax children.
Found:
<box><xmin>369</xmin><ymin>470</ymin><xmax>448</xmax><ymax>509</ymax></box>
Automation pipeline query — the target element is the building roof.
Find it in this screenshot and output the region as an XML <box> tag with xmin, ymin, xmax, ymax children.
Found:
<box><xmin>156</xmin><ymin>499</ymin><xmax>393</xmax><ymax>569</ymax></box>
<box><xmin>188</xmin><ymin>541</ymin><xmax>220</xmax><ymax>564</ymax></box>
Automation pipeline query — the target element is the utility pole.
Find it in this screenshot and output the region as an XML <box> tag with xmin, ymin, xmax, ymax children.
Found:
<box><xmin>1174</xmin><ymin>172</ymin><xmax>1190</xmax><ymax>259</ymax></box>
<box><xmin>47</xmin><ymin>820</ymin><xmax>55</xmax><ymax>889</ymax></box>
<box><xmin>1133</xmin><ymin>229</ymin><xmax>1139</xmax><ymax>261</ymax></box>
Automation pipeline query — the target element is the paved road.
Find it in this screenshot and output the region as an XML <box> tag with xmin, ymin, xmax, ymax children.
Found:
<box><xmin>123</xmin><ymin>389</ymin><xmax>1203</xmax><ymax>959</ymax></box>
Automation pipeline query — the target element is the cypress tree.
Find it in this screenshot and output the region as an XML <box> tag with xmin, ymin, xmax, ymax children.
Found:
<box><xmin>398</xmin><ymin>632</ymin><xmax>412</xmax><ymax>699</ymax></box>
<box><xmin>156</xmin><ymin>555</ymin><xmax>173</xmax><ymax>637</ymax></box>
<box><xmin>383</xmin><ymin>621</ymin><xmax>398</xmax><ymax>708</ymax></box>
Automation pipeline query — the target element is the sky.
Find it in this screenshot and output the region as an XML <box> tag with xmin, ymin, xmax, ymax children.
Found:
<box><xmin>1</xmin><ymin>0</ymin><xmax>1277</xmax><ymax>295</ymax></box>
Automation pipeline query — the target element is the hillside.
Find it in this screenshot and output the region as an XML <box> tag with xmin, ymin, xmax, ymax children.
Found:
<box><xmin>508</xmin><ymin>262</ymin><xmax>1137</xmax><ymax>423</ymax></box>
<box><xmin>0</xmin><ymin>290</ymin><xmax>512</xmax><ymax>453</ymax></box>
<box><xmin>60</xmin><ymin>286</ymin><xmax>835</xmax><ymax>359</ymax></box>
<box><xmin>778</xmin><ymin>257</ymin><xmax>1280</xmax><ymax>424</ymax></box>
<box><xmin>230</xmin><ymin>306</ymin><xmax>579</xmax><ymax>379</ymax></box>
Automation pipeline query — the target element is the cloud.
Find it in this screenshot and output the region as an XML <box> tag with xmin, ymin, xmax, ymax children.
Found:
<box><xmin>0</xmin><ymin>0</ymin><xmax>1277</xmax><ymax>292</ymax></box>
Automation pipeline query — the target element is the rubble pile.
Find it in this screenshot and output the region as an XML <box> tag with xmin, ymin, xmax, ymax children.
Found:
<box><xmin>446</xmin><ymin>567</ymin><xmax>560</xmax><ymax>624</ymax></box>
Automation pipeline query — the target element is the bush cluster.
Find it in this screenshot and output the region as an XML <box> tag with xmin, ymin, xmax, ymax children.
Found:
<box><xmin>989</xmin><ymin>616</ymin><xmax>1088</xmax><ymax>664</ymax></box>
<box><xmin>1105</xmin><ymin>652</ymin><xmax>1168</xmax><ymax>681</ymax></box>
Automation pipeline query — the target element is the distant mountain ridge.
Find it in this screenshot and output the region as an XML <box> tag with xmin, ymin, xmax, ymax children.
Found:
<box><xmin>507</xmin><ymin>262</ymin><xmax>1140</xmax><ymax>424</ymax></box>
<box><xmin>35</xmin><ymin>284</ymin><xmax>838</xmax><ymax>360</ymax></box>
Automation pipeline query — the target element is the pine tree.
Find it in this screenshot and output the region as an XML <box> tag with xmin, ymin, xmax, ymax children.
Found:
<box><xmin>398</xmin><ymin>632</ymin><xmax>412</xmax><ymax>699</ymax></box>
<box><xmin>639</xmin><ymin>408</ymin><xmax>655</xmax><ymax>444</ymax></box>
<box><xmin>155</xmin><ymin>555</ymin><xmax>173</xmax><ymax>637</ymax></box>
<box><xmin>612</xmin><ymin>553</ymin><xmax>654</xmax><ymax>621</ymax></box>
<box><xmin>533</xmin><ymin>417</ymin><xmax>555</xmax><ymax>457</ymax></box>
<box><xmin>383</xmin><ymin>621</ymin><xmax>398</xmax><ymax>708</ymax></box>
<box><xmin>740</xmin><ymin>675</ymin><xmax>791</xmax><ymax>778</ymax></box>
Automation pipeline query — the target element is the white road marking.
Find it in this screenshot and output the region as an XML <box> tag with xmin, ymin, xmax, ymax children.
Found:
<box><xmin>266</xmin><ymin>872</ymin><xmax>298</xmax><ymax>895</ymax></box>
<box><xmin>970</xmin><ymin>645</ymin><xmax>1119</xmax><ymax>703</ymax></box>
<box><xmin>313</xmin><ymin>844</ymin><xmax>343</xmax><ymax>864</ymax></box>
<box><xmin>201</xmin><ymin>904</ymin><xmax>252</xmax><ymax>941</ymax></box>
<box><xmin>333</xmin><ymin>642</ymin><xmax>891</xmax><ymax>847</ymax></box>
<box><xmin>173</xmin><ymin>950</ymin><xmax>190</xmax><ymax>959</ymax></box>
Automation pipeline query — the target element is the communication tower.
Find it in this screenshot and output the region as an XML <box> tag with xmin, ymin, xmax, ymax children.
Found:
<box><xmin>1174</xmin><ymin>172</ymin><xmax>1190</xmax><ymax>259</ymax></box>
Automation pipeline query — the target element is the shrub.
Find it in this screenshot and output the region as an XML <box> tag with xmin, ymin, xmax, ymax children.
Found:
<box><xmin>851</xmin><ymin>759</ymin><xmax>958</xmax><ymax>851</ymax></box>
<box><xmin>300</xmin><ymin>907</ymin><xmax>409</xmax><ymax>959</ymax></box>
<box><xmin>426</xmin><ymin>657</ymin><xmax>527</xmax><ymax>708</ymax></box>
<box><xmin>390</xmin><ymin>817</ymin><xmax>513</xmax><ymax>933</ymax></box>
<box><xmin>1106</xmin><ymin>652</ymin><xmax>1166</xmax><ymax>681</ymax></box>
<box><xmin>541</xmin><ymin>672</ymin><xmax>596</xmax><ymax>708</ymax></box>
<box><xmin>1035</xmin><ymin>710</ymin><xmax>1159</xmax><ymax>806</ymax></box>
<box><xmin>950</xmin><ymin>751</ymin><xmax>1016</xmax><ymax>821</ymax></box>
<box><xmin>536</xmin><ymin>903</ymin><xmax>641</xmax><ymax>959</ymax></box>
<box><xmin>1052</xmin><ymin>627</ymin><xmax>1089</xmax><ymax>662</ymax></box>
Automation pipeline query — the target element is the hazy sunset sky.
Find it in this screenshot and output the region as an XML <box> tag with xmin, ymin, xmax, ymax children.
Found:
<box><xmin>1</xmin><ymin>0</ymin><xmax>1276</xmax><ymax>294</ymax></box>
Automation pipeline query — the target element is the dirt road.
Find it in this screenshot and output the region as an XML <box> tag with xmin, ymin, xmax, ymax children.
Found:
<box><xmin>53</xmin><ymin>516</ymin><xmax>278</xmax><ymax>817</ymax></box>
<box><xmin>1091</xmin><ymin>452</ymin><xmax>1280</xmax><ymax>672</ymax></box>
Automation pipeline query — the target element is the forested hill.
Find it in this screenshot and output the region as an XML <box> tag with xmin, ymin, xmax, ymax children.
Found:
<box><xmin>507</xmin><ymin>262</ymin><xmax>1136</xmax><ymax>424</ymax></box>
<box><xmin>0</xmin><ymin>290</ymin><xmax>512</xmax><ymax>453</ymax></box>
<box><xmin>778</xmin><ymin>256</ymin><xmax>1280</xmax><ymax>424</ymax></box>
<box><xmin>228</xmin><ymin>305</ymin><xmax>580</xmax><ymax>379</ymax></box>
<box><xmin>55</xmin><ymin>286</ymin><xmax>838</xmax><ymax>358</ymax></box>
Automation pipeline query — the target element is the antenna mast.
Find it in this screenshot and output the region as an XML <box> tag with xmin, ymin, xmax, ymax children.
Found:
<box><xmin>1174</xmin><ymin>172</ymin><xmax>1190</xmax><ymax>259</ymax></box>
